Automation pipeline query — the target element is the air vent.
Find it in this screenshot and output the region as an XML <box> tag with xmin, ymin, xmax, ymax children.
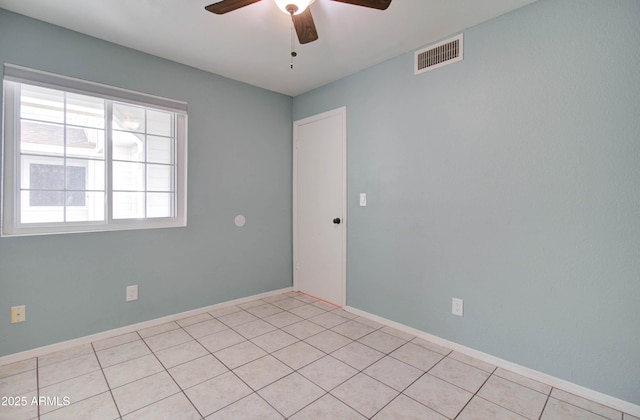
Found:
<box><xmin>415</xmin><ymin>34</ymin><xmax>463</xmax><ymax>75</ymax></box>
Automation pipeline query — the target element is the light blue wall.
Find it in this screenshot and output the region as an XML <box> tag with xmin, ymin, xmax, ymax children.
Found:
<box><xmin>0</xmin><ymin>10</ymin><xmax>293</xmax><ymax>355</ymax></box>
<box><xmin>294</xmin><ymin>0</ymin><xmax>640</xmax><ymax>405</ymax></box>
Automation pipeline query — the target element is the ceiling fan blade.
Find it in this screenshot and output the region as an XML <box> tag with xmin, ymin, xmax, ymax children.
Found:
<box><xmin>330</xmin><ymin>0</ymin><xmax>391</xmax><ymax>10</ymax></box>
<box><xmin>292</xmin><ymin>8</ymin><xmax>319</xmax><ymax>44</ymax></box>
<box><xmin>205</xmin><ymin>0</ymin><xmax>262</xmax><ymax>14</ymax></box>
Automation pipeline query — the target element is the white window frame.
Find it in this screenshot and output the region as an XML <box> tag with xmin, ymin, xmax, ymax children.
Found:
<box><xmin>1</xmin><ymin>64</ymin><xmax>188</xmax><ymax>237</ymax></box>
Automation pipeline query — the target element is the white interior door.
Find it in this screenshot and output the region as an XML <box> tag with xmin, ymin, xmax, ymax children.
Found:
<box><xmin>293</xmin><ymin>107</ymin><xmax>346</xmax><ymax>307</ymax></box>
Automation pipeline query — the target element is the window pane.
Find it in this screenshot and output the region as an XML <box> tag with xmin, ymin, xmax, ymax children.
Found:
<box><xmin>24</xmin><ymin>160</ymin><xmax>65</xmax><ymax>190</ymax></box>
<box><xmin>66</xmin><ymin>192</ymin><xmax>105</xmax><ymax>222</ymax></box>
<box><xmin>20</xmin><ymin>121</ymin><xmax>64</xmax><ymax>156</ymax></box>
<box><xmin>66</xmin><ymin>127</ymin><xmax>105</xmax><ymax>159</ymax></box>
<box><xmin>65</xmin><ymin>190</ymin><xmax>86</xmax><ymax>206</ymax></box>
<box><xmin>147</xmin><ymin>193</ymin><xmax>172</xmax><ymax>218</ymax></box>
<box><xmin>112</xmin><ymin>131</ymin><xmax>144</xmax><ymax>162</ymax></box>
<box><xmin>20</xmin><ymin>85</ymin><xmax>64</xmax><ymax>124</ymax></box>
<box><xmin>147</xmin><ymin>136</ymin><xmax>173</xmax><ymax>164</ymax></box>
<box><xmin>147</xmin><ymin>164</ymin><xmax>172</xmax><ymax>192</ymax></box>
<box><xmin>147</xmin><ymin>110</ymin><xmax>172</xmax><ymax>136</ymax></box>
<box><xmin>113</xmin><ymin>103</ymin><xmax>145</xmax><ymax>133</ymax></box>
<box><xmin>21</xmin><ymin>191</ymin><xmax>64</xmax><ymax>223</ymax></box>
<box><xmin>113</xmin><ymin>161</ymin><xmax>145</xmax><ymax>191</ymax></box>
<box><xmin>67</xmin><ymin>159</ymin><xmax>105</xmax><ymax>191</ymax></box>
<box><xmin>66</xmin><ymin>93</ymin><xmax>105</xmax><ymax>129</ymax></box>
<box><xmin>113</xmin><ymin>192</ymin><xmax>145</xmax><ymax>219</ymax></box>
<box><xmin>28</xmin><ymin>190</ymin><xmax>65</xmax><ymax>207</ymax></box>
<box><xmin>64</xmin><ymin>165</ymin><xmax>87</xmax><ymax>193</ymax></box>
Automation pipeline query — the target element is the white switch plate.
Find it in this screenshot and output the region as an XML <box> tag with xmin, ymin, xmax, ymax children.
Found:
<box><xmin>126</xmin><ymin>285</ymin><xmax>138</xmax><ymax>302</ymax></box>
<box><xmin>359</xmin><ymin>193</ymin><xmax>367</xmax><ymax>206</ymax></box>
<box><xmin>452</xmin><ymin>298</ymin><xmax>464</xmax><ymax>317</ymax></box>
<box><xmin>10</xmin><ymin>305</ymin><xmax>26</xmax><ymax>323</ymax></box>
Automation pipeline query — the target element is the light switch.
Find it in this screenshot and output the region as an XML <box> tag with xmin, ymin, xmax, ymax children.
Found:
<box><xmin>359</xmin><ymin>193</ymin><xmax>367</xmax><ymax>207</ymax></box>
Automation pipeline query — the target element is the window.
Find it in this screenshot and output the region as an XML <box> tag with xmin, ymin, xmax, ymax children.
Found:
<box><xmin>2</xmin><ymin>64</ymin><xmax>187</xmax><ymax>236</ymax></box>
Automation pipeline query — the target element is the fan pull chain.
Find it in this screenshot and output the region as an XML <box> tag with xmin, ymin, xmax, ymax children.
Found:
<box><xmin>290</xmin><ymin>20</ymin><xmax>297</xmax><ymax>69</ymax></box>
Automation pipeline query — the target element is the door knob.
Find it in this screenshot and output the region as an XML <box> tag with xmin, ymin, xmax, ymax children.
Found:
<box><xmin>333</xmin><ymin>218</ymin><xmax>341</xmax><ymax>224</ymax></box>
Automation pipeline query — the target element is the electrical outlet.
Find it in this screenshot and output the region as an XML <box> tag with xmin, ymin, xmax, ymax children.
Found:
<box><xmin>359</xmin><ymin>193</ymin><xmax>367</xmax><ymax>206</ymax></box>
<box><xmin>126</xmin><ymin>285</ymin><xmax>138</xmax><ymax>302</ymax></box>
<box><xmin>452</xmin><ymin>298</ymin><xmax>464</xmax><ymax>317</ymax></box>
<box><xmin>10</xmin><ymin>305</ymin><xmax>26</xmax><ymax>323</ymax></box>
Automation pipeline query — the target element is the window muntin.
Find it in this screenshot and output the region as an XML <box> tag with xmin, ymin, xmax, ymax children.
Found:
<box><xmin>2</xmin><ymin>66</ymin><xmax>187</xmax><ymax>236</ymax></box>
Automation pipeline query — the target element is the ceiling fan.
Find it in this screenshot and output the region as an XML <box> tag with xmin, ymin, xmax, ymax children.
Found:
<box><xmin>205</xmin><ymin>0</ymin><xmax>392</xmax><ymax>45</ymax></box>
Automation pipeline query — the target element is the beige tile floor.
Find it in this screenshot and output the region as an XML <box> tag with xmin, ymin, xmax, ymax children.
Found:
<box><xmin>0</xmin><ymin>291</ymin><xmax>637</xmax><ymax>419</ymax></box>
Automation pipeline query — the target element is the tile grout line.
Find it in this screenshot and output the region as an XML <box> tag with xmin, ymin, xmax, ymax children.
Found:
<box><xmin>538</xmin><ymin>393</ymin><xmax>551</xmax><ymax>420</ymax></box>
<box><xmin>225</xmin><ymin>296</ymin><xmax>376</xmax><ymax>418</ymax></box>
<box><xmin>393</xmin><ymin>353</ymin><xmax>455</xmax><ymax>418</ymax></box>
<box><xmin>223</xmin><ymin>299</ymin><xmax>329</xmax><ymax>418</ymax></box>
<box><xmin>200</xmin><ymin>331</ymin><xmax>282</xmax><ymax>417</ymax></box>
<box><xmin>91</xmin><ymin>340</ymin><xmax>123</xmax><ymax>420</ymax></box>
<box><xmin>364</xmin><ymin>357</ymin><xmax>438</xmax><ymax>419</ymax></box>
<box><xmin>362</xmin><ymin>342</ymin><xmax>501</xmax><ymax>419</ymax></box>
<box><xmin>37</xmin><ymin>348</ymin><xmax>108</xmax><ymax>419</ymax></box>
<box><xmin>492</xmin><ymin>368</ymin><xmax>553</xmax><ymax>396</ymax></box>
<box><xmin>311</xmin><ymin>320</ymin><xmax>428</xmax><ymax>418</ymax></box>
<box><xmin>545</xmin><ymin>389</ymin><xmax>617</xmax><ymax>420</ymax></box>
<box><xmin>250</xmin><ymin>300</ymin><xmax>347</xmax><ymax>417</ymax></box>
<box><xmin>244</xmin><ymin>299</ymin><xmax>322</xmax><ymax>418</ymax></box>
<box><xmin>35</xmin><ymin>356</ymin><xmax>40</xmax><ymax>419</ymax></box>
<box><xmin>171</xmin><ymin>316</ymin><xmax>222</xmax><ymax>408</ymax></box>
<box><xmin>272</xmin><ymin>296</ymin><xmax>469</xmax><ymax>419</ymax></box>
<box><xmin>180</xmin><ymin>302</ymin><xmax>294</xmax><ymax>418</ymax></box>
<box><xmin>344</xmin><ymin>338</ymin><xmax>469</xmax><ymax>419</ymax></box>
<box><xmin>146</xmin><ymin>321</ymin><xmax>206</xmax><ymax>419</ymax></box>
<box><xmin>482</xmin><ymin>372</ymin><xmax>553</xmax><ymax>419</ymax></box>
<box><xmin>421</xmin><ymin>351</ymin><xmax>556</xmax><ymax>419</ymax></box>
<box><xmin>450</xmin><ymin>364</ymin><xmax>497</xmax><ymax>419</ymax></box>
<box><xmin>426</xmin><ymin>352</ymin><xmax>577</xmax><ymax>419</ymax></box>
<box><xmin>228</xmin><ymin>296</ymin><xmax>351</xmax><ymax>418</ymax></box>
<box><xmin>100</xmin><ymin>329</ymin><xmax>190</xmax><ymax>418</ymax></box>
<box><xmin>261</xmin><ymin>296</ymin><xmax>350</xmax><ymax>418</ymax></box>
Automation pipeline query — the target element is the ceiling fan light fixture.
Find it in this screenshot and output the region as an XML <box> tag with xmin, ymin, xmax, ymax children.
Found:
<box><xmin>274</xmin><ymin>0</ymin><xmax>312</xmax><ymax>15</ymax></box>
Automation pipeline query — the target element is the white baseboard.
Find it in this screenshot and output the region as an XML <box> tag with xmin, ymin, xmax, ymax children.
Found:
<box><xmin>344</xmin><ymin>305</ymin><xmax>640</xmax><ymax>418</ymax></box>
<box><xmin>0</xmin><ymin>287</ymin><xmax>293</xmax><ymax>367</ymax></box>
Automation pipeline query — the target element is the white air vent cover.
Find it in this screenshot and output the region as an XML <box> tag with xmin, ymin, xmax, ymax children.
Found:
<box><xmin>415</xmin><ymin>34</ymin><xmax>463</xmax><ymax>75</ymax></box>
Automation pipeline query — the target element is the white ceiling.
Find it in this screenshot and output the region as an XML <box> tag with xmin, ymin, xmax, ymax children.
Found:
<box><xmin>0</xmin><ymin>0</ymin><xmax>536</xmax><ymax>96</ymax></box>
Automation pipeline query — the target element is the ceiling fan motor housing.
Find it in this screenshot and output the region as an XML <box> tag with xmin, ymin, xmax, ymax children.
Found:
<box><xmin>285</xmin><ymin>4</ymin><xmax>298</xmax><ymax>14</ymax></box>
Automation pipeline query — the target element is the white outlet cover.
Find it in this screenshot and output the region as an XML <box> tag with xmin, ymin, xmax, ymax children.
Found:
<box><xmin>452</xmin><ymin>298</ymin><xmax>464</xmax><ymax>317</ymax></box>
<box><xmin>359</xmin><ymin>193</ymin><xmax>367</xmax><ymax>206</ymax></box>
<box><xmin>126</xmin><ymin>285</ymin><xmax>138</xmax><ymax>302</ymax></box>
<box><xmin>10</xmin><ymin>305</ymin><xmax>26</xmax><ymax>323</ymax></box>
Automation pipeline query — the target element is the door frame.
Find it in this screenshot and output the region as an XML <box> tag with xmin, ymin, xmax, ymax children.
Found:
<box><xmin>292</xmin><ymin>106</ymin><xmax>347</xmax><ymax>307</ymax></box>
